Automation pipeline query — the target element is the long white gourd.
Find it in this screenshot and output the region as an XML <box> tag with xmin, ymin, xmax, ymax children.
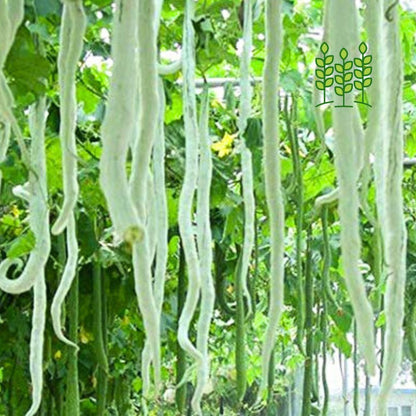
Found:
<box><xmin>130</xmin><ymin>0</ymin><xmax>161</xmax><ymax>394</ymax></box>
<box><xmin>158</xmin><ymin>59</ymin><xmax>182</xmax><ymax>76</ymax></box>
<box><xmin>155</xmin><ymin>0</ymin><xmax>182</xmax><ymax>77</ymax></box>
<box><xmin>141</xmin><ymin>79</ymin><xmax>169</xmax><ymax>396</ymax></box>
<box><xmin>359</xmin><ymin>0</ymin><xmax>385</xmax><ymax>229</ymax></box>
<box><xmin>177</xmin><ymin>0</ymin><xmax>203</xmax><ymax>365</ymax></box>
<box><xmin>375</xmin><ymin>2</ymin><xmax>407</xmax><ymax>413</ymax></box>
<box><xmin>0</xmin><ymin>0</ymin><xmax>30</xmax><ymax>163</ymax></box>
<box><xmin>50</xmin><ymin>213</ymin><xmax>79</xmax><ymax>349</ymax></box>
<box><xmin>25</xmin><ymin>98</ymin><xmax>50</xmax><ymax>416</ymax></box>
<box><xmin>260</xmin><ymin>0</ymin><xmax>285</xmax><ymax>394</ymax></box>
<box><xmin>99</xmin><ymin>0</ymin><xmax>143</xmax><ymax>244</ymax></box>
<box><xmin>193</xmin><ymin>86</ymin><xmax>215</xmax><ymax>414</ymax></box>
<box><xmin>52</xmin><ymin>0</ymin><xmax>86</xmax><ymax>235</ymax></box>
<box><xmin>147</xmin><ymin>173</ymin><xmax>158</xmax><ymax>264</ymax></box>
<box><xmin>140</xmin><ymin>172</ymin><xmax>158</xmax><ymax>397</ymax></box>
<box><xmin>130</xmin><ymin>0</ymin><xmax>159</xmax><ymax>221</ymax></box>
<box><xmin>238</xmin><ymin>0</ymin><xmax>254</xmax><ymax>314</ymax></box>
<box><xmin>0</xmin><ymin>104</ymin><xmax>50</xmax><ymax>295</ymax></box>
<box><xmin>366</xmin><ymin>0</ymin><xmax>388</xmax><ymax>229</ymax></box>
<box><xmin>327</xmin><ymin>0</ymin><xmax>376</xmax><ymax>376</ymax></box>
<box><xmin>153</xmin><ymin>79</ymin><xmax>169</xmax><ymax>323</ymax></box>
<box><xmin>26</xmin><ymin>276</ymin><xmax>46</xmax><ymax>416</ymax></box>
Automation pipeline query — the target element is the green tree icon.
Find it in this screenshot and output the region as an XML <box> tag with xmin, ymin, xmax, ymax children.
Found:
<box><xmin>354</xmin><ymin>42</ymin><xmax>373</xmax><ymax>107</ymax></box>
<box><xmin>334</xmin><ymin>48</ymin><xmax>353</xmax><ymax>108</ymax></box>
<box><xmin>315</xmin><ymin>42</ymin><xmax>334</xmax><ymax>107</ymax></box>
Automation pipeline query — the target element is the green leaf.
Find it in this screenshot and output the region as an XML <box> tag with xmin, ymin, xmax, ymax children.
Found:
<box><xmin>375</xmin><ymin>311</ymin><xmax>385</xmax><ymax>328</ymax></box>
<box><xmin>344</xmin><ymin>84</ymin><xmax>353</xmax><ymax>93</ymax></box>
<box><xmin>344</xmin><ymin>72</ymin><xmax>353</xmax><ymax>82</ymax></box>
<box><xmin>354</xmin><ymin>69</ymin><xmax>363</xmax><ymax>78</ymax></box>
<box><xmin>344</xmin><ymin>61</ymin><xmax>353</xmax><ymax>71</ymax></box>
<box><xmin>7</xmin><ymin>231</ymin><xmax>36</xmax><ymax>259</ymax></box>
<box><xmin>335</xmin><ymin>86</ymin><xmax>344</xmax><ymax>96</ymax></box>
<box><xmin>340</xmin><ymin>48</ymin><xmax>348</xmax><ymax>59</ymax></box>
<box><xmin>335</xmin><ymin>64</ymin><xmax>343</xmax><ymax>73</ymax></box>
<box><xmin>76</xmin><ymin>84</ymin><xmax>100</xmax><ymax>115</ymax></box>
<box><xmin>325</xmin><ymin>67</ymin><xmax>334</xmax><ymax>76</ymax></box>
<box><xmin>363</xmin><ymin>67</ymin><xmax>372</xmax><ymax>76</ymax></box>
<box><xmin>363</xmin><ymin>78</ymin><xmax>373</xmax><ymax>87</ymax></box>
<box><xmin>320</xmin><ymin>42</ymin><xmax>329</xmax><ymax>54</ymax></box>
<box><xmin>315</xmin><ymin>81</ymin><xmax>324</xmax><ymax>90</ymax></box>
<box><xmin>335</xmin><ymin>75</ymin><xmax>343</xmax><ymax>84</ymax></box>
<box><xmin>132</xmin><ymin>377</ymin><xmax>142</xmax><ymax>393</ymax></box>
<box><xmin>364</xmin><ymin>55</ymin><xmax>373</xmax><ymax>65</ymax></box>
<box><xmin>316</xmin><ymin>69</ymin><xmax>325</xmax><ymax>79</ymax></box>
<box><xmin>359</xmin><ymin>42</ymin><xmax>368</xmax><ymax>54</ymax></box>
<box><xmin>325</xmin><ymin>55</ymin><xmax>334</xmax><ymax>65</ymax></box>
<box><xmin>4</xmin><ymin>27</ymin><xmax>52</xmax><ymax>103</ymax></box>
<box><xmin>354</xmin><ymin>80</ymin><xmax>363</xmax><ymax>90</ymax></box>
<box><xmin>329</xmin><ymin>303</ymin><xmax>353</xmax><ymax>333</ymax></box>
<box><xmin>354</xmin><ymin>58</ymin><xmax>363</xmax><ymax>67</ymax></box>
<box><xmin>315</xmin><ymin>58</ymin><xmax>324</xmax><ymax>67</ymax></box>
<box><xmin>303</xmin><ymin>156</ymin><xmax>336</xmax><ymax>199</ymax></box>
<box><xmin>165</xmin><ymin>90</ymin><xmax>183</xmax><ymax>124</ymax></box>
<box><xmin>325</xmin><ymin>78</ymin><xmax>334</xmax><ymax>87</ymax></box>
<box><xmin>280</xmin><ymin>69</ymin><xmax>303</xmax><ymax>93</ymax></box>
<box><xmin>330</xmin><ymin>326</ymin><xmax>352</xmax><ymax>357</ymax></box>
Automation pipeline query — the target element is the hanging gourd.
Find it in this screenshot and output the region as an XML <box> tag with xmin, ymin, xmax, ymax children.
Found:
<box><xmin>260</xmin><ymin>0</ymin><xmax>285</xmax><ymax>395</ymax></box>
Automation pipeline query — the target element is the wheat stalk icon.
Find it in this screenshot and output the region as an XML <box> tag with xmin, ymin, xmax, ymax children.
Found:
<box><xmin>354</xmin><ymin>42</ymin><xmax>373</xmax><ymax>107</ymax></box>
<box><xmin>315</xmin><ymin>42</ymin><xmax>334</xmax><ymax>107</ymax></box>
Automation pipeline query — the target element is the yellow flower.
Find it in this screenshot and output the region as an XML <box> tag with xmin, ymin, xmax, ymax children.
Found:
<box><xmin>211</xmin><ymin>98</ymin><xmax>225</xmax><ymax>109</ymax></box>
<box><xmin>212</xmin><ymin>132</ymin><xmax>236</xmax><ymax>158</ymax></box>
<box><xmin>11</xmin><ymin>205</ymin><xmax>20</xmax><ymax>218</ymax></box>
<box><xmin>80</xmin><ymin>326</ymin><xmax>93</xmax><ymax>344</ymax></box>
<box><xmin>121</xmin><ymin>315</ymin><xmax>130</xmax><ymax>327</ymax></box>
<box><xmin>54</xmin><ymin>350</ymin><xmax>62</xmax><ymax>360</ymax></box>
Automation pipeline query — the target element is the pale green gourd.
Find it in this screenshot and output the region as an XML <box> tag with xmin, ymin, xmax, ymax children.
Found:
<box><xmin>327</xmin><ymin>0</ymin><xmax>376</xmax><ymax>376</ymax></box>
<box><xmin>260</xmin><ymin>0</ymin><xmax>285</xmax><ymax>395</ymax></box>
<box><xmin>130</xmin><ymin>0</ymin><xmax>161</xmax><ymax>394</ymax></box>
<box><xmin>52</xmin><ymin>0</ymin><xmax>86</xmax><ymax>235</ymax></box>
<box><xmin>375</xmin><ymin>2</ymin><xmax>407</xmax><ymax>413</ymax></box>
<box><xmin>177</xmin><ymin>0</ymin><xmax>204</xmax><ymax>368</ymax></box>
<box><xmin>99</xmin><ymin>0</ymin><xmax>143</xmax><ymax>244</ymax></box>
<box><xmin>193</xmin><ymin>86</ymin><xmax>215</xmax><ymax>413</ymax></box>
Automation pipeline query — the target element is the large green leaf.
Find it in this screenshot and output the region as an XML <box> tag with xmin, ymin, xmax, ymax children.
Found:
<box><xmin>4</xmin><ymin>27</ymin><xmax>52</xmax><ymax>104</ymax></box>
<box><xmin>6</xmin><ymin>230</ymin><xmax>36</xmax><ymax>259</ymax></box>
